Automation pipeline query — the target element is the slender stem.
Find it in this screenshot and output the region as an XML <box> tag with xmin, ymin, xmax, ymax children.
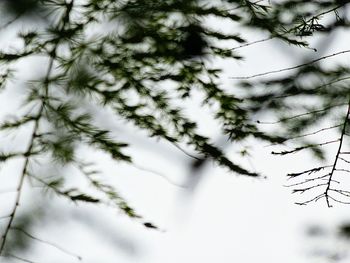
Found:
<box><xmin>0</xmin><ymin>53</ymin><xmax>55</xmax><ymax>256</ymax></box>
<box><xmin>231</xmin><ymin>4</ymin><xmax>344</xmax><ymax>51</ymax></box>
<box><xmin>11</xmin><ymin>227</ymin><xmax>82</xmax><ymax>261</ymax></box>
<box><xmin>231</xmin><ymin>49</ymin><xmax>350</xmax><ymax>79</ymax></box>
<box><xmin>2</xmin><ymin>253</ymin><xmax>38</xmax><ymax>263</ymax></box>
<box><xmin>324</xmin><ymin>98</ymin><xmax>350</xmax><ymax>207</ymax></box>
<box><xmin>0</xmin><ymin>0</ymin><xmax>75</xmax><ymax>255</ymax></box>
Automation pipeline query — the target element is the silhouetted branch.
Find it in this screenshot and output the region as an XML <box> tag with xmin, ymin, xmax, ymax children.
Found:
<box><xmin>271</xmin><ymin>139</ymin><xmax>339</xmax><ymax>155</ymax></box>
<box><xmin>295</xmin><ymin>193</ymin><xmax>325</xmax><ymax>205</ymax></box>
<box><xmin>284</xmin><ymin>173</ymin><xmax>330</xmax><ymax>187</ymax></box>
<box><xmin>339</xmin><ymin>156</ymin><xmax>350</xmax><ymax>164</ymax></box>
<box><xmin>2</xmin><ymin>254</ymin><xmax>39</xmax><ymax>263</ymax></box>
<box><xmin>330</xmin><ymin>188</ymin><xmax>350</xmax><ymax>198</ymax></box>
<box><xmin>264</xmin><ymin>124</ymin><xmax>341</xmax><ymax>147</ymax></box>
<box><xmin>326</xmin><ymin>195</ymin><xmax>350</xmax><ymax>205</ymax></box>
<box><xmin>169</xmin><ymin>142</ymin><xmax>201</xmax><ymax>160</ymax></box>
<box><xmin>269</xmin><ymin>76</ymin><xmax>350</xmax><ymax>100</ymax></box>
<box><xmin>324</xmin><ymin>98</ymin><xmax>350</xmax><ymax>207</ymax></box>
<box><xmin>287</xmin><ymin>165</ymin><xmax>332</xmax><ymax>178</ymax></box>
<box><xmin>231</xmin><ymin>49</ymin><xmax>350</xmax><ymax>79</ymax></box>
<box><xmin>292</xmin><ymin>183</ymin><xmax>329</xmax><ymax>194</ymax></box>
<box><xmin>231</xmin><ymin>4</ymin><xmax>344</xmax><ymax>51</ymax></box>
<box><xmin>225</xmin><ymin>0</ymin><xmax>265</xmax><ymax>12</ymax></box>
<box><xmin>257</xmin><ymin>104</ymin><xmax>346</xmax><ymax>124</ymax></box>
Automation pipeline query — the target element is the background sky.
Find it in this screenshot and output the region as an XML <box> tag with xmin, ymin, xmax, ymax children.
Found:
<box><xmin>1</xmin><ymin>3</ymin><xmax>350</xmax><ymax>263</ymax></box>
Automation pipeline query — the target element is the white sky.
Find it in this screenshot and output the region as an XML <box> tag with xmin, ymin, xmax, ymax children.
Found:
<box><xmin>1</xmin><ymin>3</ymin><xmax>350</xmax><ymax>263</ymax></box>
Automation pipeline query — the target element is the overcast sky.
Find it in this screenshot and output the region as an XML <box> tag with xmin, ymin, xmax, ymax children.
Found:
<box><xmin>1</xmin><ymin>3</ymin><xmax>350</xmax><ymax>263</ymax></box>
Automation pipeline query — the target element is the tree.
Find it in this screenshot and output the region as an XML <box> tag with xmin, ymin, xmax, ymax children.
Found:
<box><xmin>0</xmin><ymin>0</ymin><xmax>350</xmax><ymax>261</ymax></box>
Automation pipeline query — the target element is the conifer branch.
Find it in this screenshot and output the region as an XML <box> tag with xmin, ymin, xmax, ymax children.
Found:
<box><xmin>225</xmin><ymin>0</ymin><xmax>265</xmax><ymax>12</ymax></box>
<box><xmin>0</xmin><ymin>0</ymin><xmax>75</xmax><ymax>255</ymax></box>
<box><xmin>231</xmin><ymin>4</ymin><xmax>344</xmax><ymax>51</ymax></box>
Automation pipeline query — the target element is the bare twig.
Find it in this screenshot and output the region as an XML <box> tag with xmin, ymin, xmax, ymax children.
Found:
<box><xmin>0</xmin><ymin>214</ymin><xmax>11</xmax><ymax>220</ymax></box>
<box><xmin>272</xmin><ymin>139</ymin><xmax>339</xmax><ymax>155</ymax></box>
<box><xmin>268</xmin><ymin>76</ymin><xmax>350</xmax><ymax>100</ymax></box>
<box><xmin>326</xmin><ymin>195</ymin><xmax>350</xmax><ymax>205</ymax></box>
<box><xmin>330</xmin><ymin>188</ymin><xmax>350</xmax><ymax>198</ymax></box>
<box><xmin>11</xmin><ymin>227</ymin><xmax>82</xmax><ymax>261</ymax></box>
<box><xmin>231</xmin><ymin>49</ymin><xmax>350</xmax><ymax>79</ymax></box>
<box><xmin>324</xmin><ymin>98</ymin><xmax>350</xmax><ymax>207</ymax></box>
<box><xmin>339</xmin><ymin>156</ymin><xmax>350</xmax><ymax>164</ymax></box>
<box><xmin>2</xmin><ymin>253</ymin><xmax>39</xmax><ymax>263</ymax></box>
<box><xmin>287</xmin><ymin>165</ymin><xmax>332</xmax><ymax>179</ymax></box>
<box><xmin>295</xmin><ymin>193</ymin><xmax>326</xmax><ymax>205</ymax></box>
<box><xmin>132</xmin><ymin>164</ymin><xmax>187</xmax><ymax>188</ymax></box>
<box><xmin>292</xmin><ymin>183</ymin><xmax>329</xmax><ymax>194</ymax></box>
<box><xmin>264</xmin><ymin>124</ymin><xmax>341</xmax><ymax>147</ymax></box>
<box><xmin>284</xmin><ymin>173</ymin><xmax>330</xmax><ymax>187</ymax></box>
<box><xmin>169</xmin><ymin>141</ymin><xmax>201</xmax><ymax>160</ymax></box>
<box><xmin>257</xmin><ymin>104</ymin><xmax>346</xmax><ymax>124</ymax></box>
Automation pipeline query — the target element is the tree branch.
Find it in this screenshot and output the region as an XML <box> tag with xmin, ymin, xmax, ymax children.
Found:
<box><xmin>0</xmin><ymin>0</ymin><xmax>75</xmax><ymax>255</ymax></box>
<box><xmin>11</xmin><ymin>227</ymin><xmax>82</xmax><ymax>261</ymax></box>
<box><xmin>231</xmin><ymin>49</ymin><xmax>350</xmax><ymax>79</ymax></box>
<box><xmin>231</xmin><ymin>4</ymin><xmax>344</xmax><ymax>51</ymax></box>
<box><xmin>324</xmin><ymin>98</ymin><xmax>350</xmax><ymax>207</ymax></box>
